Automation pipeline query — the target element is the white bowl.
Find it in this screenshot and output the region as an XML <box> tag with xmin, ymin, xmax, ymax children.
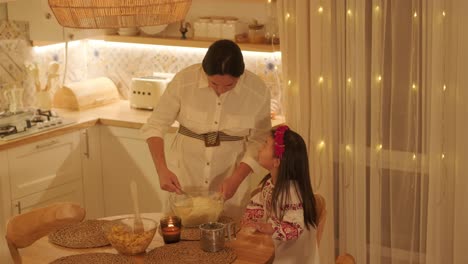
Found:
<box><xmin>140</xmin><ymin>25</ymin><xmax>167</xmax><ymax>36</ymax></box>
<box><xmin>118</xmin><ymin>27</ymin><xmax>139</xmax><ymax>36</ymax></box>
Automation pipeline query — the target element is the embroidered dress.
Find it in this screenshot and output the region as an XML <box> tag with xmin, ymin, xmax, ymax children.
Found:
<box><xmin>141</xmin><ymin>64</ymin><xmax>271</xmax><ymax>220</ymax></box>
<box><xmin>243</xmin><ymin>179</ymin><xmax>320</xmax><ymax>264</ymax></box>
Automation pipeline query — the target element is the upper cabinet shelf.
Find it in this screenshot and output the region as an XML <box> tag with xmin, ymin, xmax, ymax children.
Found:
<box><xmin>92</xmin><ymin>35</ymin><xmax>280</xmax><ymax>53</ymax></box>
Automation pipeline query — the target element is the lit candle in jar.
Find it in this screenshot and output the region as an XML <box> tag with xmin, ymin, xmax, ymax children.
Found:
<box><xmin>160</xmin><ymin>216</ymin><xmax>181</xmax><ymax>244</ymax></box>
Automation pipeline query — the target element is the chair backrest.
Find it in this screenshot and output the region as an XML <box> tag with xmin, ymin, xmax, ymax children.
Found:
<box><xmin>336</xmin><ymin>253</ymin><xmax>356</xmax><ymax>264</ymax></box>
<box><xmin>314</xmin><ymin>193</ymin><xmax>326</xmax><ymax>246</ymax></box>
<box><xmin>5</xmin><ymin>202</ymin><xmax>85</xmax><ymax>264</ymax></box>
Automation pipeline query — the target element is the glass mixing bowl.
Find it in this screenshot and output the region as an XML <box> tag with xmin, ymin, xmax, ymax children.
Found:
<box><xmin>169</xmin><ymin>189</ymin><xmax>224</xmax><ymax>227</ymax></box>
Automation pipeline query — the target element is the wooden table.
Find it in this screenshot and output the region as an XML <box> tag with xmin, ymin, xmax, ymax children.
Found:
<box><xmin>19</xmin><ymin>213</ymin><xmax>274</xmax><ymax>264</ymax></box>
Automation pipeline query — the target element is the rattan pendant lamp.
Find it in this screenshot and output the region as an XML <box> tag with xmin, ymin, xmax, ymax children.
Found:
<box><xmin>48</xmin><ymin>0</ymin><xmax>192</xmax><ymax>29</ymax></box>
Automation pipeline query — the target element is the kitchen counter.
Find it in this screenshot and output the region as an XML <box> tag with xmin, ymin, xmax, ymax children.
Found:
<box><xmin>0</xmin><ymin>100</ymin><xmax>285</xmax><ymax>151</ymax></box>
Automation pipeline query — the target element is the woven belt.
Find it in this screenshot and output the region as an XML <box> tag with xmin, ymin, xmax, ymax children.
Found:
<box><xmin>178</xmin><ymin>125</ymin><xmax>244</xmax><ymax>147</ymax></box>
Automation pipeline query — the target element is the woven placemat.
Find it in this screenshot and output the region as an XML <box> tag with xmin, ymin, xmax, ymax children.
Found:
<box><xmin>48</xmin><ymin>220</ymin><xmax>110</xmax><ymax>248</ymax></box>
<box><xmin>181</xmin><ymin>216</ymin><xmax>240</xmax><ymax>241</ymax></box>
<box><xmin>50</xmin><ymin>253</ymin><xmax>132</xmax><ymax>264</ymax></box>
<box><xmin>144</xmin><ymin>241</ymin><xmax>236</xmax><ymax>264</ymax></box>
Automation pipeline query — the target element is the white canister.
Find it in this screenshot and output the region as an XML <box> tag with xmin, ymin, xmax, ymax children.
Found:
<box><xmin>193</xmin><ymin>17</ymin><xmax>210</xmax><ymax>39</ymax></box>
<box><xmin>221</xmin><ymin>17</ymin><xmax>239</xmax><ymax>40</ymax></box>
<box><xmin>207</xmin><ymin>17</ymin><xmax>224</xmax><ymax>39</ymax></box>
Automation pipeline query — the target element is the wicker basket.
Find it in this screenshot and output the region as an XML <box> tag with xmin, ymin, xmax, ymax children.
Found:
<box><xmin>48</xmin><ymin>0</ymin><xmax>192</xmax><ymax>29</ymax></box>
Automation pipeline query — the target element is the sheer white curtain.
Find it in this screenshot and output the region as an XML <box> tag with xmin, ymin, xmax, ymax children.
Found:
<box><xmin>277</xmin><ymin>0</ymin><xmax>468</xmax><ymax>263</ymax></box>
<box><xmin>277</xmin><ymin>0</ymin><xmax>336</xmax><ymax>263</ymax></box>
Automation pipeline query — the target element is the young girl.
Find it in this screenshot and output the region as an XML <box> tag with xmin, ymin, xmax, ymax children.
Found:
<box><xmin>242</xmin><ymin>125</ymin><xmax>319</xmax><ymax>263</ymax></box>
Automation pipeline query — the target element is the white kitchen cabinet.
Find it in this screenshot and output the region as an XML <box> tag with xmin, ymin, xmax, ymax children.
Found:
<box><xmin>7</xmin><ymin>132</ymin><xmax>82</xmax><ymax>199</ymax></box>
<box><xmin>100</xmin><ymin>126</ymin><xmax>170</xmax><ymax>216</ymax></box>
<box><xmin>10</xmin><ymin>180</ymin><xmax>83</xmax><ymax>216</ymax></box>
<box><xmin>80</xmin><ymin>126</ymin><xmax>104</xmax><ymax>219</ymax></box>
<box><xmin>7</xmin><ymin>0</ymin><xmax>107</xmax><ymax>42</ymax></box>
<box><xmin>0</xmin><ymin>150</ymin><xmax>11</xmax><ymax>264</ymax></box>
<box><xmin>0</xmin><ymin>130</ymin><xmax>94</xmax><ymax>263</ymax></box>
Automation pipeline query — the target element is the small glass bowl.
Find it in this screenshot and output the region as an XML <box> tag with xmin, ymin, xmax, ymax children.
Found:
<box><xmin>102</xmin><ymin>217</ymin><xmax>157</xmax><ymax>255</ymax></box>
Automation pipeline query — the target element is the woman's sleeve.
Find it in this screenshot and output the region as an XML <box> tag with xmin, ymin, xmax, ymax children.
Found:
<box><xmin>268</xmin><ymin>189</ymin><xmax>305</xmax><ymax>241</ymax></box>
<box><xmin>241</xmin><ymin>191</ymin><xmax>265</xmax><ymax>223</ymax></box>
<box><xmin>240</xmin><ymin>77</ymin><xmax>272</xmax><ymax>174</ymax></box>
<box><xmin>140</xmin><ymin>74</ymin><xmax>181</xmax><ymax>139</ymax></box>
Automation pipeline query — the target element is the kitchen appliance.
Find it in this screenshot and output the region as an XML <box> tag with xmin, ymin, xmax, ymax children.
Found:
<box><xmin>53</xmin><ymin>77</ymin><xmax>120</xmax><ymax>110</ymax></box>
<box><xmin>130</xmin><ymin>73</ymin><xmax>174</xmax><ymax>110</ymax></box>
<box><xmin>0</xmin><ymin>109</ymin><xmax>75</xmax><ymax>141</ymax></box>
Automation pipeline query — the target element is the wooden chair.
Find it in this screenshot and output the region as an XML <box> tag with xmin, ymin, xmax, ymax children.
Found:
<box><xmin>314</xmin><ymin>193</ymin><xmax>326</xmax><ymax>246</ymax></box>
<box><xmin>336</xmin><ymin>253</ymin><xmax>356</xmax><ymax>264</ymax></box>
<box><xmin>5</xmin><ymin>202</ymin><xmax>85</xmax><ymax>264</ymax></box>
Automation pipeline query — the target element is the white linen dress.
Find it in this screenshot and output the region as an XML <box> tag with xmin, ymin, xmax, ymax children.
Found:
<box><xmin>243</xmin><ymin>179</ymin><xmax>320</xmax><ymax>264</ymax></box>
<box><xmin>141</xmin><ymin>64</ymin><xmax>271</xmax><ymax>220</ymax></box>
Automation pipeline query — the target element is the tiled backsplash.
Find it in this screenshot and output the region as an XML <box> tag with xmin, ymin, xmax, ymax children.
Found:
<box><xmin>0</xmin><ymin>20</ymin><xmax>283</xmax><ymax>114</ymax></box>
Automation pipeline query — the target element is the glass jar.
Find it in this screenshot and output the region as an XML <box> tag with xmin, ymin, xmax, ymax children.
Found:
<box><xmin>248</xmin><ymin>21</ymin><xmax>265</xmax><ymax>44</ymax></box>
<box><xmin>221</xmin><ymin>17</ymin><xmax>239</xmax><ymax>40</ymax></box>
<box><xmin>193</xmin><ymin>17</ymin><xmax>210</xmax><ymax>39</ymax></box>
<box><xmin>207</xmin><ymin>17</ymin><xmax>224</xmax><ymax>39</ymax></box>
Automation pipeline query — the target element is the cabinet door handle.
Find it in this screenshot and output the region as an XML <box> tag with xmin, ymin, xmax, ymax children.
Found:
<box><xmin>35</xmin><ymin>140</ymin><xmax>59</xmax><ymax>149</ymax></box>
<box><xmin>83</xmin><ymin>129</ymin><xmax>90</xmax><ymax>159</ymax></box>
<box><xmin>15</xmin><ymin>201</ymin><xmax>22</xmax><ymax>215</ymax></box>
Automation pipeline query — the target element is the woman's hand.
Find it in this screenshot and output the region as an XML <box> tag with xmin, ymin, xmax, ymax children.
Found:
<box><xmin>157</xmin><ymin>167</ymin><xmax>182</xmax><ymax>194</ymax></box>
<box><xmin>219</xmin><ymin>162</ymin><xmax>253</xmax><ymax>200</ymax></box>
<box><xmin>220</xmin><ymin>175</ymin><xmax>240</xmax><ymax>200</ymax></box>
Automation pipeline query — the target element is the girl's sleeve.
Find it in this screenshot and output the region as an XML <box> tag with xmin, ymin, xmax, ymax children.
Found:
<box><xmin>241</xmin><ymin>190</ymin><xmax>265</xmax><ymax>223</ymax></box>
<box><xmin>268</xmin><ymin>188</ymin><xmax>305</xmax><ymax>241</ymax></box>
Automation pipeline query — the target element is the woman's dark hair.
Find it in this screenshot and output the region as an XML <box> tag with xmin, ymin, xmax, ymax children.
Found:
<box><xmin>260</xmin><ymin>128</ymin><xmax>317</xmax><ymax>229</ymax></box>
<box><xmin>202</xmin><ymin>39</ymin><xmax>245</xmax><ymax>77</ymax></box>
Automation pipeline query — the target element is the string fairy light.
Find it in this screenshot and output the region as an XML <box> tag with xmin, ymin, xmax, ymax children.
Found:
<box><xmin>318</xmin><ymin>76</ymin><xmax>324</xmax><ymax>83</ymax></box>
<box><xmin>317</xmin><ymin>140</ymin><xmax>326</xmax><ymax>150</ymax></box>
<box><xmin>345</xmin><ymin>145</ymin><xmax>352</xmax><ymax>152</ymax></box>
<box><xmin>318</xmin><ymin>6</ymin><xmax>324</xmax><ymax>14</ymax></box>
<box><xmin>376</xmin><ymin>144</ymin><xmax>383</xmax><ymax>152</ymax></box>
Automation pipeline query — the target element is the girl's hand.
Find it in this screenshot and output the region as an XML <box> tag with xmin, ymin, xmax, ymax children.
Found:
<box><xmin>254</xmin><ymin>222</ymin><xmax>274</xmax><ymax>235</ymax></box>
<box><xmin>157</xmin><ymin>168</ymin><xmax>182</xmax><ymax>194</ymax></box>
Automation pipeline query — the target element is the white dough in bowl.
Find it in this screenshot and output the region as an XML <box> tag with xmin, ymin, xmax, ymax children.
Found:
<box><xmin>173</xmin><ymin>196</ymin><xmax>223</xmax><ymax>227</ymax></box>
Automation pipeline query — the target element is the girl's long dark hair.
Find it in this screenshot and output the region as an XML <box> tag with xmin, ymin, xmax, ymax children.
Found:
<box><xmin>260</xmin><ymin>128</ymin><xmax>317</xmax><ymax>229</ymax></box>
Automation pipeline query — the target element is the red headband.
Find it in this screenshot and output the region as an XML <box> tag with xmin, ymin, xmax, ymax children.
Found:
<box><xmin>274</xmin><ymin>125</ymin><xmax>289</xmax><ymax>159</ymax></box>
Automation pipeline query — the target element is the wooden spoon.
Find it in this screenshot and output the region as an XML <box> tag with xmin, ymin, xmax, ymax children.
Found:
<box><xmin>130</xmin><ymin>181</ymin><xmax>144</xmax><ymax>234</ymax></box>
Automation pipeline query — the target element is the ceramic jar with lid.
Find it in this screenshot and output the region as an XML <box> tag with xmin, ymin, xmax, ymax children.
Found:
<box><xmin>248</xmin><ymin>20</ymin><xmax>266</xmax><ymax>44</ymax></box>
<box><xmin>193</xmin><ymin>17</ymin><xmax>210</xmax><ymax>39</ymax></box>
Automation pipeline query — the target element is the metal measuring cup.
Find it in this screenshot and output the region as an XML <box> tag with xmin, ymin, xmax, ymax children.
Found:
<box><xmin>199</xmin><ymin>222</ymin><xmax>226</xmax><ymax>252</ymax></box>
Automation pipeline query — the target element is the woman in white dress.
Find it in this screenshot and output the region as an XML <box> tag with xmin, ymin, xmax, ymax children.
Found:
<box><xmin>242</xmin><ymin>126</ymin><xmax>320</xmax><ymax>264</ymax></box>
<box><xmin>141</xmin><ymin>39</ymin><xmax>271</xmax><ymax>220</ymax></box>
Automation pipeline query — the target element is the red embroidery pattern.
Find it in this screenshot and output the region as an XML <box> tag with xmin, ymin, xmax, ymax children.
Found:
<box><xmin>242</xmin><ymin>208</ymin><xmax>264</xmax><ymax>223</ymax></box>
<box><xmin>271</xmin><ymin>217</ymin><xmax>304</xmax><ymax>241</ymax></box>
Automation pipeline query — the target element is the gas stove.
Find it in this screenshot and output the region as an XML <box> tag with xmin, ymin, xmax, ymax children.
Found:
<box><xmin>0</xmin><ymin>109</ymin><xmax>75</xmax><ymax>141</ymax></box>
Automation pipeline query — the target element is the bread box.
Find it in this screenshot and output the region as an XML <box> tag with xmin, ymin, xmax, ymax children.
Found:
<box><xmin>53</xmin><ymin>77</ymin><xmax>120</xmax><ymax>110</ymax></box>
